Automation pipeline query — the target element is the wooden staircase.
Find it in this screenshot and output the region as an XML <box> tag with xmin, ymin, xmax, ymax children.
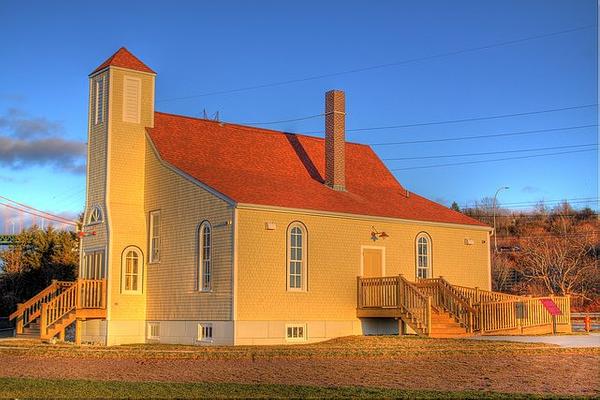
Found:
<box><xmin>17</xmin><ymin>319</ymin><xmax>41</xmax><ymax>339</ymax></box>
<box><xmin>357</xmin><ymin>275</ymin><xmax>572</xmax><ymax>338</ymax></box>
<box><xmin>9</xmin><ymin>279</ymin><xmax>106</xmax><ymax>343</ymax></box>
<box><xmin>429</xmin><ymin>310</ymin><xmax>472</xmax><ymax>338</ymax></box>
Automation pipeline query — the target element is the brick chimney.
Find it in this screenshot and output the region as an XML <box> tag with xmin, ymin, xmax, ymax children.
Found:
<box><xmin>325</xmin><ymin>90</ymin><xmax>346</xmax><ymax>191</ymax></box>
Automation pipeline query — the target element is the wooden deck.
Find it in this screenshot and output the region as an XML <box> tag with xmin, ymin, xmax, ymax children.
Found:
<box><xmin>357</xmin><ymin>276</ymin><xmax>571</xmax><ymax>337</ymax></box>
<box><xmin>9</xmin><ymin>279</ymin><xmax>106</xmax><ymax>343</ymax></box>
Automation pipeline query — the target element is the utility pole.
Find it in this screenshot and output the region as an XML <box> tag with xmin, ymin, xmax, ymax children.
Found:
<box><xmin>493</xmin><ymin>186</ymin><xmax>509</xmax><ymax>252</ymax></box>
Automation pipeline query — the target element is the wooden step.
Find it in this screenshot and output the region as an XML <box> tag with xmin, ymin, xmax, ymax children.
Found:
<box><xmin>428</xmin><ymin>310</ymin><xmax>470</xmax><ymax>337</ymax></box>
<box><xmin>432</xmin><ymin>324</ymin><xmax>464</xmax><ymax>329</ymax></box>
<box><xmin>16</xmin><ymin>332</ymin><xmax>40</xmax><ymax>339</ymax></box>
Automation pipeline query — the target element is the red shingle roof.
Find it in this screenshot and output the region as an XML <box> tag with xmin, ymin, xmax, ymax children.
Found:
<box><xmin>91</xmin><ymin>47</ymin><xmax>155</xmax><ymax>75</ymax></box>
<box><xmin>147</xmin><ymin>112</ymin><xmax>487</xmax><ymax>227</ymax></box>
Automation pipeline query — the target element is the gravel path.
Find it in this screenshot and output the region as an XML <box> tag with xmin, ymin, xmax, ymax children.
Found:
<box><xmin>1</xmin><ymin>351</ymin><xmax>598</xmax><ymax>396</ymax></box>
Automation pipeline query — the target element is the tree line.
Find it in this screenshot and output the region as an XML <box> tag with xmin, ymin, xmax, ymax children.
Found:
<box><xmin>0</xmin><ymin>227</ymin><xmax>79</xmax><ymax>317</ymax></box>
<box><xmin>459</xmin><ymin>200</ymin><xmax>599</xmax><ymax>311</ymax></box>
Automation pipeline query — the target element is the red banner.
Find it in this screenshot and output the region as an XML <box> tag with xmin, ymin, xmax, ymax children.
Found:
<box><xmin>539</xmin><ymin>298</ymin><xmax>562</xmax><ymax>316</ymax></box>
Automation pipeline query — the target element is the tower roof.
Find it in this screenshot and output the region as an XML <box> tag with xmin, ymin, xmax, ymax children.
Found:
<box><xmin>90</xmin><ymin>47</ymin><xmax>155</xmax><ymax>75</ymax></box>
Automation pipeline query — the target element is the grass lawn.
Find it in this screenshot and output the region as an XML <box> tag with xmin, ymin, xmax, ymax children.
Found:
<box><xmin>1</xmin><ymin>335</ymin><xmax>597</xmax><ymax>359</ymax></box>
<box><xmin>0</xmin><ymin>377</ymin><xmax>582</xmax><ymax>399</ymax></box>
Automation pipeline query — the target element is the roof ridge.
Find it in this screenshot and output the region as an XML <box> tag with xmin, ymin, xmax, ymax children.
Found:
<box><xmin>154</xmin><ymin>111</ymin><xmax>368</xmax><ymax>146</ymax></box>
<box><xmin>91</xmin><ymin>47</ymin><xmax>155</xmax><ymax>75</ymax></box>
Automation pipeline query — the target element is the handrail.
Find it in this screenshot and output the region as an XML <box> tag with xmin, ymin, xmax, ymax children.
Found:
<box><xmin>8</xmin><ymin>280</ymin><xmax>73</xmax><ymax>320</ymax></box>
<box><xmin>451</xmin><ymin>284</ymin><xmax>523</xmax><ymax>303</ymax></box>
<box><xmin>415</xmin><ymin>278</ymin><xmax>477</xmax><ymax>332</ymax></box>
<box><xmin>38</xmin><ymin>279</ymin><xmax>106</xmax><ymax>339</ymax></box>
<box><xmin>357</xmin><ymin>276</ymin><xmax>432</xmax><ymax>335</ymax></box>
<box><xmin>477</xmin><ymin>295</ymin><xmax>571</xmax><ymax>333</ymax></box>
<box><xmin>8</xmin><ymin>280</ymin><xmax>75</xmax><ymax>333</ymax></box>
<box><xmin>398</xmin><ymin>275</ymin><xmax>431</xmax><ymax>335</ymax></box>
<box><xmin>416</xmin><ymin>278</ymin><xmax>475</xmax><ymax>311</ymax></box>
<box><xmin>41</xmin><ymin>284</ymin><xmax>78</xmax><ymax>334</ymax></box>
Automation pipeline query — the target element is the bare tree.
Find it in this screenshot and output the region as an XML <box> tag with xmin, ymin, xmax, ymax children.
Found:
<box><xmin>515</xmin><ymin>224</ymin><xmax>599</xmax><ymax>300</ymax></box>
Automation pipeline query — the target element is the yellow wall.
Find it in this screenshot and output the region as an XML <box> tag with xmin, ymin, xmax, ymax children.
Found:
<box><xmin>235</xmin><ymin>206</ymin><xmax>491</xmax><ymax>323</ymax></box>
<box><xmin>144</xmin><ymin>140</ymin><xmax>234</xmax><ymax>322</ymax></box>
<box><xmin>104</xmin><ymin>67</ymin><xmax>155</xmax><ymax>337</ymax></box>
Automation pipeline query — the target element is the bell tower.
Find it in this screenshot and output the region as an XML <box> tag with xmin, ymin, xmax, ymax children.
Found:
<box><xmin>82</xmin><ymin>47</ymin><xmax>156</xmax><ymax>345</ymax></box>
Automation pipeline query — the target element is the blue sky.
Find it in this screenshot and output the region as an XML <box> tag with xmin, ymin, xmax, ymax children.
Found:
<box><xmin>0</xmin><ymin>0</ymin><xmax>597</xmax><ymax>223</ymax></box>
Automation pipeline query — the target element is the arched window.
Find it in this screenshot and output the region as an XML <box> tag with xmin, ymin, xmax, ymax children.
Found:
<box><xmin>88</xmin><ymin>206</ymin><xmax>103</xmax><ymax>225</ymax></box>
<box><xmin>287</xmin><ymin>222</ymin><xmax>307</xmax><ymax>291</ymax></box>
<box><xmin>416</xmin><ymin>233</ymin><xmax>432</xmax><ymax>279</ymax></box>
<box><xmin>122</xmin><ymin>246</ymin><xmax>142</xmax><ymax>294</ymax></box>
<box><xmin>198</xmin><ymin>222</ymin><xmax>212</xmax><ymax>291</ymax></box>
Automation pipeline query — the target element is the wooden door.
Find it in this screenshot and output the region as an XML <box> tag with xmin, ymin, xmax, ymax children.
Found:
<box><xmin>363</xmin><ymin>248</ymin><xmax>383</xmax><ymax>277</ymax></box>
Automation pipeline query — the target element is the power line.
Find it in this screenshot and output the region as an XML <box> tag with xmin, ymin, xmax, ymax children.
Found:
<box><xmin>240</xmin><ymin>113</ymin><xmax>325</xmax><ymax>126</ymax></box>
<box><xmin>342</xmin><ymin>104</ymin><xmax>597</xmax><ymax>134</ymax></box>
<box><xmin>156</xmin><ymin>24</ymin><xmax>595</xmax><ymax>102</ymax></box>
<box><xmin>0</xmin><ymin>195</ymin><xmax>76</xmax><ymax>225</ymax></box>
<box><xmin>469</xmin><ymin>213</ymin><xmax>598</xmax><ymax>219</ymax></box>
<box><xmin>370</xmin><ymin>124</ymin><xmax>597</xmax><ymax>147</ymax></box>
<box><xmin>496</xmin><ymin>232</ymin><xmax>600</xmax><ymax>239</ymax></box>
<box><xmin>0</xmin><ymin>203</ymin><xmax>77</xmax><ymax>227</ymax></box>
<box><xmin>390</xmin><ymin>148</ymin><xmax>596</xmax><ymax>171</ymax></box>
<box><xmin>463</xmin><ymin>197</ymin><xmax>599</xmax><ymax>208</ymax></box>
<box><xmin>51</xmin><ymin>187</ymin><xmax>85</xmax><ymax>203</ymax></box>
<box><xmin>382</xmin><ymin>143</ymin><xmax>597</xmax><ymax>161</ymax></box>
<box><xmin>468</xmin><ymin>201</ymin><xmax>599</xmax><ymax>210</ymax></box>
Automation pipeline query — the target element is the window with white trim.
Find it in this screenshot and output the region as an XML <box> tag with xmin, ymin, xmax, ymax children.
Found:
<box><xmin>94</xmin><ymin>77</ymin><xmax>104</xmax><ymax>125</ymax></box>
<box><xmin>122</xmin><ymin>246</ymin><xmax>142</xmax><ymax>294</ymax></box>
<box><xmin>87</xmin><ymin>206</ymin><xmax>103</xmax><ymax>225</ymax></box>
<box><xmin>148</xmin><ymin>322</ymin><xmax>160</xmax><ymax>339</ymax></box>
<box><xmin>286</xmin><ymin>324</ymin><xmax>307</xmax><ymax>341</ymax></box>
<box><xmin>197</xmin><ymin>323</ymin><xmax>213</xmax><ymax>342</ymax></box>
<box><xmin>198</xmin><ymin>222</ymin><xmax>212</xmax><ymax>291</ymax></box>
<box><xmin>149</xmin><ymin>211</ymin><xmax>161</xmax><ymax>263</ymax></box>
<box><xmin>287</xmin><ymin>223</ymin><xmax>307</xmax><ymax>291</ymax></box>
<box><xmin>82</xmin><ymin>249</ymin><xmax>106</xmax><ymax>279</ymax></box>
<box><xmin>416</xmin><ymin>233</ymin><xmax>432</xmax><ymax>279</ymax></box>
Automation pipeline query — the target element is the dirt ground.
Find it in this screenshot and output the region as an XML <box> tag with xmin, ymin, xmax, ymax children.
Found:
<box><xmin>0</xmin><ymin>336</ymin><xmax>598</xmax><ymax>396</ymax></box>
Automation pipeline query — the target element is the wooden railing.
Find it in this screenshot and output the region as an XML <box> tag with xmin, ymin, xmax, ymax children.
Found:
<box><xmin>77</xmin><ymin>279</ymin><xmax>106</xmax><ymax>309</ymax></box>
<box><xmin>451</xmin><ymin>284</ymin><xmax>522</xmax><ymax>303</ymax></box>
<box><xmin>41</xmin><ymin>279</ymin><xmax>106</xmax><ymax>336</ymax></box>
<box><xmin>357</xmin><ymin>276</ymin><xmax>400</xmax><ymax>308</ymax></box>
<box><xmin>8</xmin><ymin>280</ymin><xmax>74</xmax><ymax>333</ymax></box>
<box><xmin>399</xmin><ymin>276</ymin><xmax>432</xmax><ymax>334</ymax></box>
<box><xmin>41</xmin><ymin>284</ymin><xmax>78</xmax><ymax>332</ymax></box>
<box><xmin>476</xmin><ymin>296</ymin><xmax>570</xmax><ymax>333</ymax></box>
<box><xmin>357</xmin><ymin>276</ymin><xmax>431</xmax><ymax>335</ymax></box>
<box><xmin>415</xmin><ymin>278</ymin><xmax>477</xmax><ymax>332</ymax></box>
<box><xmin>358</xmin><ymin>276</ymin><xmax>571</xmax><ymax>336</ymax></box>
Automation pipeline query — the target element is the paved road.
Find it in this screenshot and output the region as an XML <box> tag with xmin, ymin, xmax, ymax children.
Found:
<box><xmin>470</xmin><ymin>333</ymin><xmax>600</xmax><ymax>348</ymax></box>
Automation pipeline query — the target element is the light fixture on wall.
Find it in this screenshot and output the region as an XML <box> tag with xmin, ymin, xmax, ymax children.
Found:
<box><xmin>77</xmin><ymin>231</ymin><xmax>96</xmax><ymax>238</ymax></box>
<box><xmin>370</xmin><ymin>226</ymin><xmax>389</xmax><ymax>241</ymax></box>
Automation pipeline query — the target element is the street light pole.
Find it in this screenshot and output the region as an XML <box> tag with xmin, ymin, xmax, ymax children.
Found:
<box><xmin>493</xmin><ymin>186</ymin><xmax>509</xmax><ymax>252</ymax></box>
